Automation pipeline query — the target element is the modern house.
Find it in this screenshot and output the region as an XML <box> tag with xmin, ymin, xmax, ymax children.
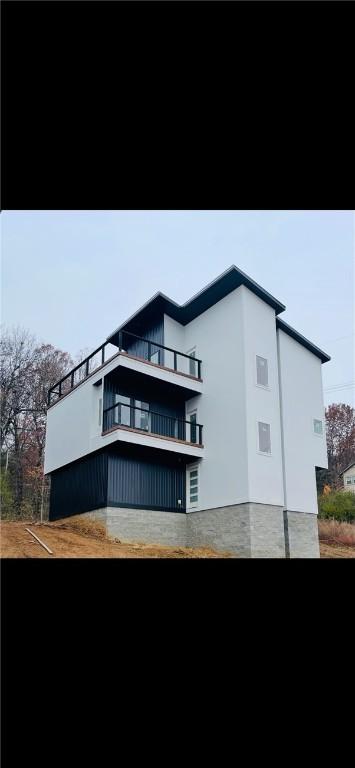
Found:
<box><xmin>44</xmin><ymin>265</ymin><xmax>330</xmax><ymax>557</ymax></box>
<box><xmin>340</xmin><ymin>460</ymin><xmax>355</xmax><ymax>494</ymax></box>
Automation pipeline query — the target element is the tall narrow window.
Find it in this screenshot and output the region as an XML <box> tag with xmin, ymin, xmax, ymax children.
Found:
<box><xmin>256</xmin><ymin>356</ymin><xmax>268</xmax><ymax>387</ymax></box>
<box><xmin>258</xmin><ymin>421</ymin><xmax>271</xmax><ymax>454</ymax></box>
<box><xmin>313</xmin><ymin>419</ymin><xmax>323</xmax><ymax>436</ymax></box>
<box><xmin>187</xmin><ymin>348</ymin><xmax>197</xmax><ymax>377</ymax></box>
<box><xmin>134</xmin><ymin>401</ymin><xmax>150</xmax><ymax>431</ymax></box>
<box><xmin>188</xmin><ymin>412</ymin><xmax>197</xmax><ymax>444</ymax></box>
<box><xmin>115</xmin><ymin>394</ymin><xmax>131</xmax><ymax>426</ymax></box>
<box><xmin>188</xmin><ymin>466</ymin><xmax>199</xmax><ymax>507</ymax></box>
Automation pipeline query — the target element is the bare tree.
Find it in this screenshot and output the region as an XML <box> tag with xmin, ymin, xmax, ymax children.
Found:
<box><xmin>1</xmin><ymin>326</ymin><xmax>73</xmax><ymax>516</ymax></box>
<box><xmin>323</xmin><ymin>403</ymin><xmax>355</xmax><ymax>489</ymax></box>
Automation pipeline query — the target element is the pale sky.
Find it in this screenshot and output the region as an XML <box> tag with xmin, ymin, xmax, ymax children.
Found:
<box><xmin>1</xmin><ymin>210</ymin><xmax>354</xmax><ymax>407</ymax></box>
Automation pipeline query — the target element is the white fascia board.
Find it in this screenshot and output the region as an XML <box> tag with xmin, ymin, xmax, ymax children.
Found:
<box><xmin>47</xmin><ymin>353</ymin><xmax>203</xmax><ymax>415</ymax></box>
<box><xmin>116</xmin><ymin>354</ymin><xmax>203</xmax><ymax>393</ymax></box>
<box><xmin>93</xmin><ymin>428</ymin><xmax>204</xmax><ymax>458</ymax></box>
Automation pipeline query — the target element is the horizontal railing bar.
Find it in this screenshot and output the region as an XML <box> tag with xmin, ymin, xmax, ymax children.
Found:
<box><xmin>120</xmin><ymin>330</ymin><xmax>202</xmax><ymax>363</ymax></box>
<box><xmin>48</xmin><ymin>342</ymin><xmax>118</xmax><ymax>394</ymax></box>
<box><xmin>103</xmin><ymin>401</ymin><xmax>203</xmax><ymax>428</ymax></box>
<box><xmin>48</xmin><ymin>330</ymin><xmax>202</xmax><ymax>401</ymax></box>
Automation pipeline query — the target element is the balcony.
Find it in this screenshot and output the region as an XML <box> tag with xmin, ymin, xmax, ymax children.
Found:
<box><xmin>103</xmin><ymin>401</ymin><xmax>204</xmax><ymax>447</ymax></box>
<box><xmin>48</xmin><ymin>330</ymin><xmax>202</xmax><ymax>407</ymax></box>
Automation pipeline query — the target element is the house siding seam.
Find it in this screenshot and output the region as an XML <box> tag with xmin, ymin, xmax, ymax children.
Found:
<box><xmin>123</xmin><ymin>317</ymin><xmax>164</xmax><ymax>360</ymax></box>
<box><xmin>49</xmin><ymin>451</ymin><xmax>108</xmax><ymax>521</ymax></box>
<box><xmin>49</xmin><ymin>448</ymin><xmax>187</xmax><ymax>520</ymax></box>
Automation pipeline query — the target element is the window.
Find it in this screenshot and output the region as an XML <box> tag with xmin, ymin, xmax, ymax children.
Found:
<box><xmin>187</xmin><ymin>348</ymin><xmax>197</xmax><ymax>377</ymax></box>
<box><xmin>313</xmin><ymin>419</ymin><xmax>323</xmax><ymax>436</ymax></box>
<box><xmin>188</xmin><ymin>466</ymin><xmax>199</xmax><ymax>507</ymax></box>
<box><xmin>258</xmin><ymin>421</ymin><xmax>271</xmax><ymax>454</ymax></box>
<box><xmin>187</xmin><ymin>411</ymin><xmax>197</xmax><ymax>443</ymax></box>
<box><xmin>256</xmin><ymin>356</ymin><xmax>269</xmax><ymax>388</ymax></box>
<box><xmin>190</xmin><ymin>413</ymin><xmax>197</xmax><ymax>443</ymax></box>
<box><xmin>114</xmin><ymin>394</ymin><xmax>131</xmax><ymax>426</ymax></box>
<box><xmin>346</xmin><ymin>475</ymin><xmax>355</xmax><ymax>485</ymax></box>
<box><xmin>150</xmin><ymin>348</ymin><xmax>161</xmax><ymax>365</ymax></box>
<box><xmin>134</xmin><ymin>401</ymin><xmax>150</xmax><ymax>431</ymax></box>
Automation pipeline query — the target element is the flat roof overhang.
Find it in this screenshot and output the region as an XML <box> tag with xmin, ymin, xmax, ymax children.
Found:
<box><xmin>105</xmin><ymin>356</ymin><xmax>202</xmax><ymax>400</ymax></box>
<box><xmin>276</xmin><ymin>318</ymin><xmax>331</xmax><ymax>364</ymax></box>
<box><xmin>107</xmin><ymin>265</ymin><xmax>286</xmax><ymax>343</ymax></box>
<box><xmin>96</xmin><ymin>423</ymin><xmax>204</xmax><ymax>459</ymax></box>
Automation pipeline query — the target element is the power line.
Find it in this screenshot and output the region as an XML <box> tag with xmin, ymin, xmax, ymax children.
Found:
<box><xmin>324</xmin><ymin>333</ymin><xmax>355</xmax><ymax>344</ymax></box>
<box><xmin>324</xmin><ymin>382</ymin><xmax>355</xmax><ymax>392</ymax></box>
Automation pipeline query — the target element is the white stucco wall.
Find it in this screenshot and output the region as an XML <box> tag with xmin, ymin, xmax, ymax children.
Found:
<box><xmin>277</xmin><ymin>329</ymin><xmax>328</xmax><ymax>514</ymax></box>
<box><xmin>44</xmin><ymin>373</ymin><xmax>97</xmax><ymax>474</ymax></box>
<box><xmin>44</xmin><ymin>352</ymin><xmax>203</xmax><ymax>474</ymax></box>
<box><xmin>166</xmin><ymin>286</ymin><xmax>285</xmax><ymax>510</ymax></box>
<box><xmin>46</xmin><ymin>290</ymin><xmax>328</xmax><ymax>519</ymax></box>
<box><xmin>241</xmin><ymin>287</ymin><xmax>284</xmax><ymax>506</ymax></box>
<box><xmin>165</xmin><ymin>289</ymin><xmax>249</xmax><ymax>511</ymax></box>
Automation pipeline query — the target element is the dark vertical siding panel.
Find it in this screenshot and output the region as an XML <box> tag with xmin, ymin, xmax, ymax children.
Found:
<box><xmin>123</xmin><ymin>317</ymin><xmax>164</xmax><ymax>362</ymax></box>
<box><xmin>49</xmin><ymin>452</ymin><xmax>108</xmax><ymax>520</ymax></box>
<box><xmin>103</xmin><ymin>376</ymin><xmax>185</xmax><ymax>436</ymax></box>
<box><xmin>107</xmin><ymin>452</ymin><xmax>185</xmax><ymax>512</ymax></box>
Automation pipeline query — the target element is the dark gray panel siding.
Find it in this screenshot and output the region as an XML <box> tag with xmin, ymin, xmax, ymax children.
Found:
<box><xmin>103</xmin><ymin>373</ymin><xmax>185</xmax><ymax>439</ymax></box>
<box><xmin>123</xmin><ymin>317</ymin><xmax>164</xmax><ymax>363</ymax></box>
<box><xmin>49</xmin><ymin>446</ymin><xmax>187</xmax><ymax>520</ymax></box>
<box><xmin>108</xmin><ymin>452</ymin><xmax>186</xmax><ymax>512</ymax></box>
<box><xmin>49</xmin><ymin>452</ymin><xmax>108</xmax><ymax>521</ymax></box>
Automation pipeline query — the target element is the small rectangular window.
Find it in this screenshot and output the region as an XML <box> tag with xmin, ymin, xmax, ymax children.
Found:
<box><xmin>256</xmin><ymin>356</ymin><xmax>268</xmax><ymax>387</ymax></box>
<box><xmin>115</xmin><ymin>394</ymin><xmax>131</xmax><ymax>426</ymax></box>
<box><xmin>188</xmin><ymin>466</ymin><xmax>199</xmax><ymax>506</ymax></box>
<box><xmin>189</xmin><ymin>412</ymin><xmax>197</xmax><ymax>443</ymax></box>
<box><xmin>346</xmin><ymin>477</ymin><xmax>352</xmax><ymax>485</ymax></box>
<box><xmin>313</xmin><ymin>419</ymin><xmax>323</xmax><ymax>436</ymax></box>
<box><xmin>187</xmin><ymin>348</ymin><xmax>197</xmax><ymax>377</ymax></box>
<box><xmin>258</xmin><ymin>422</ymin><xmax>271</xmax><ymax>454</ymax></box>
<box><xmin>134</xmin><ymin>401</ymin><xmax>150</xmax><ymax>431</ymax></box>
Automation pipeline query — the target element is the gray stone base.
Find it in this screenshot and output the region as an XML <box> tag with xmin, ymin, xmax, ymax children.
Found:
<box><xmin>80</xmin><ymin>503</ymin><xmax>289</xmax><ymax>557</ymax></box>
<box><xmin>284</xmin><ymin>510</ymin><xmax>320</xmax><ymax>558</ymax></box>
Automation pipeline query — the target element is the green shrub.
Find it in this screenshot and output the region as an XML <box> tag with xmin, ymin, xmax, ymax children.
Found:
<box><xmin>318</xmin><ymin>491</ymin><xmax>355</xmax><ymax>523</ymax></box>
<box><xmin>0</xmin><ymin>472</ymin><xmax>14</xmax><ymax>518</ymax></box>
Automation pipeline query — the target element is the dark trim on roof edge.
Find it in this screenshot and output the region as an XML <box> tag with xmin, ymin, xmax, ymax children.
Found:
<box><xmin>107</xmin><ymin>265</ymin><xmax>286</xmax><ymax>341</ymax></box>
<box><xmin>276</xmin><ymin>318</ymin><xmax>331</xmax><ymax>364</ymax></box>
<box><xmin>339</xmin><ymin>460</ymin><xmax>355</xmax><ymax>477</ymax></box>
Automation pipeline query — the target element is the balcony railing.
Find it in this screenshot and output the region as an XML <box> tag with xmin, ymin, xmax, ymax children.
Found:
<box><xmin>103</xmin><ymin>401</ymin><xmax>203</xmax><ymax>446</ymax></box>
<box><xmin>117</xmin><ymin>330</ymin><xmax>202</xmax><ymax>379</ymax></box>
<box><xmin>47</xmin><ymin>330</ymin><xmax>202</xmax><ymax>406</ymax></box>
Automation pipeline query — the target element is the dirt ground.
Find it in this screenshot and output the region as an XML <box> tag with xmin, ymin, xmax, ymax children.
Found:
<box><xmin>0</xmin><ymin>520</ymin><xmax>230</xmax><ymax>558</ymax></box>
<box><xmin>1</xmin><ymin>519</ymin><xmax>354</xmax><ymax>559</ymax></box>
<box><xmin>319</xmin><ymin>541</ymin><xmax>355</xmax><ymax>558</ymax></box>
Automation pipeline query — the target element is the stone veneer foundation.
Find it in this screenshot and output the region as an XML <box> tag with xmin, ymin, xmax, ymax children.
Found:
<box><xmin>78</xmin><ymin>503</ymin><xmax>320</xmax><ymax>558</ymax></box>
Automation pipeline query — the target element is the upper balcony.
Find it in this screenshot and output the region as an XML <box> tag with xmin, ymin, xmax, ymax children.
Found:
<box><xmin>102</xmin><ymin>400</ymin><xmax>203</xmax><ymax>447</ymax></box>
<box><xmin>47</xmin><ymin>330</ymin><xmax>203</xmax><ymax>407</ymax></box>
